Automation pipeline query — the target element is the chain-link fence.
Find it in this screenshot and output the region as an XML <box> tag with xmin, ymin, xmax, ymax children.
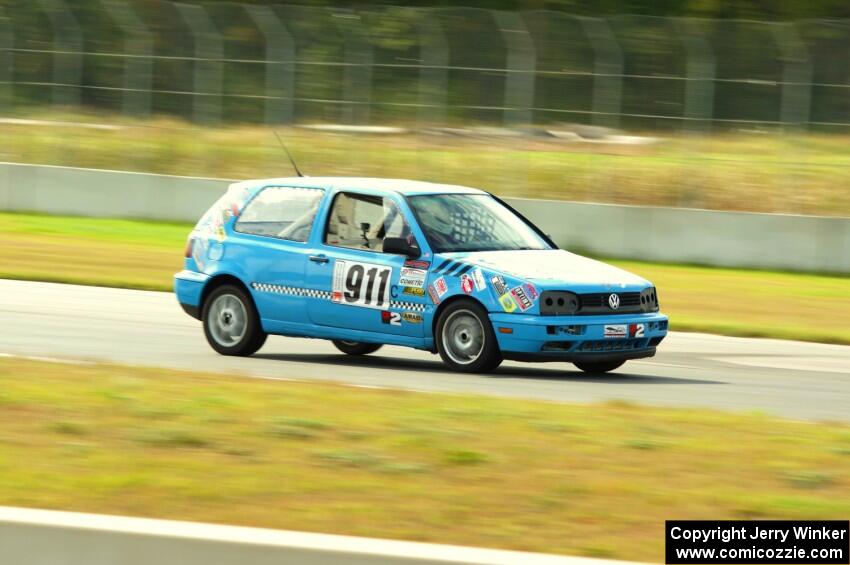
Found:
<box><xmin>1</xmin><ymin>1</ymin><xmax>849</xmax><ymax>215</ymax></box>
<box><xmin>2</xmin><ymin>1</ymin><xmax>848</xmax><ymax>130</ymax></box>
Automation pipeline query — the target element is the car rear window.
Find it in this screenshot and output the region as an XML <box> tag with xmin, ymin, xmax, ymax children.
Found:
<box><xmin>235</xmin><ymin>186</ymin><xmax>324</xmax><ymax>242</ymax></box>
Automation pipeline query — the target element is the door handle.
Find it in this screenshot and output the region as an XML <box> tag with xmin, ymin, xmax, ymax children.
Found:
<box><xmin>309</xmin><ymin>255</ymin><xmax>329</xmax><ymax>264</ymax></box>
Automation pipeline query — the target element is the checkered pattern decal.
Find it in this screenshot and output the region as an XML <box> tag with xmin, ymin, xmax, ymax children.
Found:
<box><xmin>253</xmin><ymin>282</ymin><xmax>428</xmax><ymax>313</ymax></box>
<box><xmin>252</xmin><ymin>282</ymin><xmax>332</xmax><ymax>300</ymax></box>
<box><xmin>390</xmin><ymin>300</ymin><xmax>427</xmax><ymax>312</ymax></box>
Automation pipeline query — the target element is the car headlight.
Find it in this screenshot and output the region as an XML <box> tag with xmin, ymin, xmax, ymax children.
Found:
<box><xmin>640</xmin><ymin>287</ymin><xmax>659</xmax><ymax>312</ymax></box>
<box><xmin>539</xmin><ymin>291</ymin><xmax>579</xmax><ymax>316</ymax></box>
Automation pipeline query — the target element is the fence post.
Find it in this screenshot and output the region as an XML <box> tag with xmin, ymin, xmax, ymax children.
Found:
<box><xmin>331</xmin><ymin>9</ymin><xmax>372</xmax><ymax>125</ymax></box>
<box><xmin>578</xmin><ymin>16</ymin><xmax>622</xmax><ymax>129</ymax></box>
<box><xmin>673</xmin><ymin>17</ymin><xmax>715</xmax><ymax>207</ymax></box>
<box><xmin>173</xmin><ymin>2</ymin><xmax>223</xmax><ymax>125</ymax></box>
<box><xmin>415</xmin><ymin>8</ymin><xmax>448</xmax><ymax>127</ymax></box>
<box><xmin>0</xmin><ymin>8</ymin><xmax>12</xmax><ymax>113</ymax></box>
<box><xmin>102</xmin><ymin>0</ymin><xmax>153</xmax><ymax>119</ymax></box>
<box><xmin>772</xmin><ymin>22</ymin><xmax>812</xmax><ymax>131</ymax></box>
<box><xmin>35</xmin><ymin>0</ymin><xmax>82</xmax><ymax>108</ymax></box>
<box><xmin>492</xmin><ymin>11</ymin><xmax>535</xmax><ymax>126</ymax></box>
<box><xmin>675</xmin><ymin>18</ymin><xmax>715</xmax><ymax>133</ymax></box>
<box><xmin>245</xmin><ymin>5</ymin><xmax>295</xmax><ymax>125</ymax></box>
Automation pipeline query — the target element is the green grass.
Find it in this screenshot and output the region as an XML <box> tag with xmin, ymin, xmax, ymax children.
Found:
<box><xmin>0</xmin><ymin>212</ymin><xmax>187</xmax><ymax>291</ymax></box>
<box><xmin>612</xmin><ymin>260</ymin><xmax>850</xmax><ymax>344</ymax></box>
<box><xmin>2</xmin><ymin>211</ymin><xmax>848</xmax><ymax>343</ymax></box>
<box><xmin>0</xmin><ymin>357</ymin><xmax>848</xmax><ymax>561</ymax></box>
<box><xmin>2</xmin><ymin>110</ymin><xmax>849</xmax><ymax>216</ymax></box>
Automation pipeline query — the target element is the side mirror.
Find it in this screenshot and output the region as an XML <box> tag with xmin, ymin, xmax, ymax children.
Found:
<box><xmin>383</xmin><ymin>237</ymin><xmax>420</xmax><ymax>258</ymax></box>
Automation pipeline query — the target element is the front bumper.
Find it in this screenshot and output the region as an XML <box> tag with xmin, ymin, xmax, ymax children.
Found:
<box><xmin>174</xmin><ymin>270</ymin><xmax>209</xmax><ymax>320</ymax></box>
<box><xmin>489</xmin><ymin>311</ymin><xmax>668</xmax><ymax>362</ymax></box>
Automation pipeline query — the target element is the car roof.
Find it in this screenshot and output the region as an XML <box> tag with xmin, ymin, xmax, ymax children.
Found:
<box><xmin>230</xmin><ymin>177</ymin><xmax>487</xmax><ymax>197</ymax></box>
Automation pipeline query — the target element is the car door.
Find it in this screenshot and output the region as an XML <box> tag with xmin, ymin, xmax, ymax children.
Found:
<box><xmin>230</xmin><ymin>185</ymin><xmax>325</xmax><ymax>325</ymax></box>
<box><xmin>305</xmin><ymin>190</ymin><xmax>429</xmax><ymax>337</ymax></box>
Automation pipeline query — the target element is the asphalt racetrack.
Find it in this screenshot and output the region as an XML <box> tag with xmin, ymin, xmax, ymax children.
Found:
<box><xmin>2</xmin><ymin>279</ymin><xmax>848</xmax><ymax>422</ymax></box>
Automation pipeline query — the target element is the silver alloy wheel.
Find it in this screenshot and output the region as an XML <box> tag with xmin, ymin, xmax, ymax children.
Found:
<box><xmin>441</xmin><ymin>309</ymin><xmax>485</xmax><ymax>365</ymax></box>
<box><xmin>208</xmin><ymin>293</ymin><xmax>248</xmax><ymax>347</ymax></box>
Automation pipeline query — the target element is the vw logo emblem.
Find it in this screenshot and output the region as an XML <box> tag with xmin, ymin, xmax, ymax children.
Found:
<box><xmin>608</xmin><ymin>293</ymin><xmax>620</xmax><ymax>310</ymax></box>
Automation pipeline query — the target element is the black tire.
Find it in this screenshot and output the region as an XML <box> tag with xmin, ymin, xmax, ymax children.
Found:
<box><xmin>332</xmin><ymin>340</ymin><xmax>383</xmax><ymax>356</ymax></box>
<box><xmin>435</xmin><ymin>299</ymin><xmax>502</xmax><ymax>373</ymax></box>
<box><xmin>572</xmin><ymin>359</ymin><xmax>626</xmax><ymax>374</ymax></box>
<box><xmin>202</xmin><ymin>284</ymin><xmax>267</xmax><ymax>356</ymax></box>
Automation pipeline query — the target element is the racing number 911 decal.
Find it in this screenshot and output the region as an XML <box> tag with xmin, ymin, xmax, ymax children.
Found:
<box><xmin>332</xmin><ymin>260</ymin><xmax>392</xmax><ymax>309</ymax></box>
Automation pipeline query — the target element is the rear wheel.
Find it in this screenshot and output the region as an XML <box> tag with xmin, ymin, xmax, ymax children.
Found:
<box><xmin>202</xmin><ymin>285</ymin><xmax>267</xmax><ymax>356</ymax></box>
<box><xmin>435</xmin><ymin>300</ymin><xmax>502</xmax><ymax>373</ymax></box>
<box><xmin>572</xmin><ymin>359</ymin><xmax>626</xmax><ymax>374</ymax></box>
<box><xmin>332</xmin><ymin>340</ymin><xmax>383</xmax><ymax>356</ymax></box>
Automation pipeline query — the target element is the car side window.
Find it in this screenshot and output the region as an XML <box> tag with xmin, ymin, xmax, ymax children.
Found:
<box><xmin>235</xmin><ymin>186</ymin><xmax>324</xmax><ymax>242</ymax></box>
<box><xmin>325</xmin><ymin>192</ymin><xmax>410</xmax><ymax>252</ymax></box>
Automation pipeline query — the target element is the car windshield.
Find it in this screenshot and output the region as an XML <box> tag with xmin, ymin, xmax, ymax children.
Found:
<box><xmin>407</xmin><ymin>193</ymin><xmax>551</xmax><ymax>253</ymax></box>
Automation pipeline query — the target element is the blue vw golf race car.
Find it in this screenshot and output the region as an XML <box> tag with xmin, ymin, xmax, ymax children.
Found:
<box><xmin>175</xmin><ymin>178</ymin><xmax>668</xmax><ymax>374</ymax></box>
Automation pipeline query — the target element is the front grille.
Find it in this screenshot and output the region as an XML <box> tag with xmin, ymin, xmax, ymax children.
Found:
<box><xmin>581</xmin><ymin>292</ymin><xmax>641</xmax><ymax>307</ymax></box>
<box><xmin>648</xmin><ymin>335</ymin><xmax>665</xmax><ymax>347</ymax></box>
<box><xmin>541</xmin><ymin>341</ymin><xmax>576</xmax><ymax>352</ymax></box>
<box><xmin>540</xmin><ymin>288</ymin><xmax>660</xmax><ymax>316</ymax></box>
<box><xmin>576</xmin><ymin>338</ymin><xmax>649</xmax><ymax>352</ymax></box>
<box><xmin>577</xmin><ymin>292</ymin><xmax>642</xmax><ymax>315</ymax></box>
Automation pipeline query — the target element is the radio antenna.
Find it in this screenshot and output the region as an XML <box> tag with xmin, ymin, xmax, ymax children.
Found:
<box><xmin>273</xmin><ymin>130</ymin><xmax>305</xmax><ymax>177</ymax></box>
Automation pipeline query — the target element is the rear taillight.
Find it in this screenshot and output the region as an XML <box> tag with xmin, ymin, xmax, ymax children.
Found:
<box><xmin>184</xmin><ymin>237</ymin><xmax>194</xmax><ymax>258</ymax></box>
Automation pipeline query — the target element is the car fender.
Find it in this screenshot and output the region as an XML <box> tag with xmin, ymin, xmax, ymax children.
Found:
<box><xmin>197</xmin><ymin>263</ymin><xmax>255</xmax><ymax>309</ymax></box>
<box><xmin>426</xmin><ymin>257</ymin><xmax>535</xmax><ymax>324</ymax></box>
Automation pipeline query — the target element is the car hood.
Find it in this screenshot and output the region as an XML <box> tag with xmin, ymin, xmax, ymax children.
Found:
<box><xmin>442</xmin><ymin>249</ymin><xmax>650</xmax><ymax>288</ymax></box>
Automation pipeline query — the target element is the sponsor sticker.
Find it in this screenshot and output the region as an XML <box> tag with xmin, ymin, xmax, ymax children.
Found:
<box><xmin>331</xmin><ymin>261</ymin><xmax>346</xmax><ymax>303</ymax></box>
<box><xmin>510</xmin><ymin>286</ymin><xmax>533</xmax><ymax>311</ymax></box>
<box><xmin>381</xmin><ymin>311</ymin><xmax>401</xmax><ymax>326</ymax></box>
<box><xmin>433</xmin><ymin>276</ymin><xmax>449</xmax><ymax>298</ymax></box>
<box><xmin>629</xmin><ymin>323</ymin><xmax>645</xmax><ymax>338</ymax></box>
<box><xmin>399</xmin><ymin>267</ymin><xmax>427</xmax><ymax>289</ymax></box>
<box><xmin>428</xmin><ymin>285</ymin><xmax>440</xmax><ymax>304</ymax></box>
<box><xmin>402</xmin><ymin>312</ymin><xmax>423</xmax><ymax>324</ymax></box>
<box><xmin>471</xmin><ymin>268</ymin><xmax>487</xmax><ymax>292</ymax></box>
<box><xmin>491</xmin><ymin>275</ymin><xmax>508</xmax><ymax>296</ymax></box>
<box><xmin>402</xmin><ymin>286</ymin><xmax>425</xmax><ymax>297</ymax></box>
<box><xmin>460</xmin><ymin>274</ymin><xmax>474</xmax><ymax>294</ymax></box>
<box><xmin>499</xmin><ymin>293</ymin><xmax>517</xmax><ymax>313</ymax></box>
<box><xmin>522</xmin><ymin>282</ymin><xmax>539</xmax><ymax>301</ymax></box>
<box><xmin>604</xmin><ymin>324</ymin><xmax>627</xmax><ymax>339</ymax></box>
<box><xmin>332</xmin><ymin>260</ymin><xmax>392</xmax><ymax>309</ymax></box>
<box><xmin>404</xmin><ymin>259</ymin><xmax>430</xmax><ymax>270</ymax></box>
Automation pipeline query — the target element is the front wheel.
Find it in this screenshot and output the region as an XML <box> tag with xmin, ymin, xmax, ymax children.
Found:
<box><xmin>332</xmin><ymin>340</ymin><xmax>383</xmax><ymax>356</ymax></box>
<box><xmin>435</xmin><ymin>300</ymin><xmax>502</xmax><ymax>373</ymax></box>
<box><xmin>572</xmin><ymin>359</ymin><xmax>626</xmax><ymax>374</ymax></box>
<box><xmin>202</xmin><ymin>285</ymin><xmax>267</xmax><ymax>356</ymax></box>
